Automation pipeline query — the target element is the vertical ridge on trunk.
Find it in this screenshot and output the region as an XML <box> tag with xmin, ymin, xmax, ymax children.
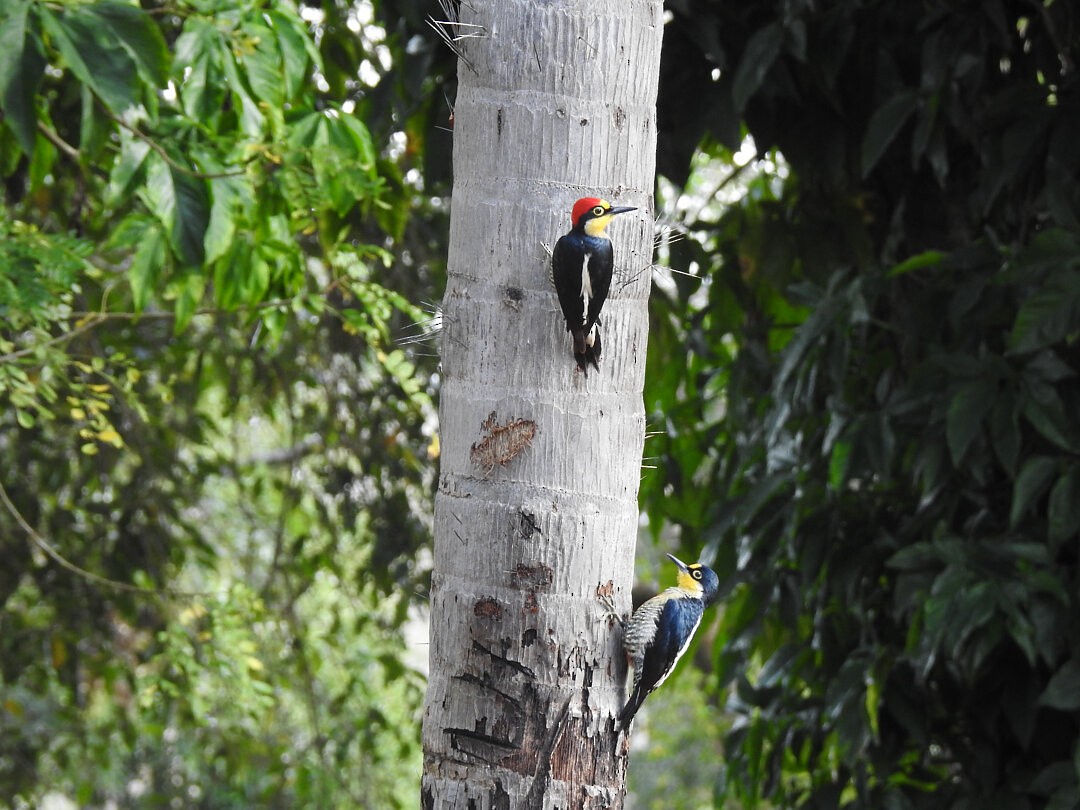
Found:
<box><xmin>422</xmin><ymin>1</ymin><xmax>664</xmax><ymax>806</ymax></box>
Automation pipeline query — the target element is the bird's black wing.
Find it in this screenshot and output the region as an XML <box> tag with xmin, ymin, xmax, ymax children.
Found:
<box><xmin>585</xmin><ymin>239</ymin><xmax>614</xmax><ymax>330</ymax></box>
<box><xmin>552</xmin><ymin>234</ymin><xmax>586</xmax><ymax>333</ymax></box>
<box><xmin>637</xmin><ymin>597</ymin><xmax>703</xmax><ymax>694</ymax></box>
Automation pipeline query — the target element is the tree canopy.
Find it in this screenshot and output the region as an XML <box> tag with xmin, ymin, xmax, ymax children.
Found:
<box><xmin>643</xmin><ymin>0</ymin><xmax>1080</xmax><ymax>806</ymax></box>
<box><xmin>0</xmin><ymin>1</ymin><xmax>450</xmax><ymax>805</ymax></box>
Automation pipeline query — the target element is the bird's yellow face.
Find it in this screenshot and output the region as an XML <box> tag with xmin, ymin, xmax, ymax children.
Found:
<box><xmin>582</xmin><ymin>201</ymin><xmax>616</xmax><ymax>237</ymax></box>
<box><xmin>675</xmin><ymin>563</ymin><xmax>708</xmax><ymax>594</ymax></box>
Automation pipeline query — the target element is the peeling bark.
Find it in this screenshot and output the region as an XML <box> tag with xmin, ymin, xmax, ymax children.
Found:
<box><xmin>421</xmin><ymin>0</ymin><xmax>664</xmax><ymax>806</ymax></box>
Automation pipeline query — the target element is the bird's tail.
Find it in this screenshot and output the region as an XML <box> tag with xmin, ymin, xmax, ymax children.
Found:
<box><xmin>584</xmin><ymin>325</ymin><xmax>601</xmax><ymax>371</ymax></box>
<box><xmin>617</xmin><ymin>685</ymin><xmax>646</xmax><ymax>728</ymax></box>
<box><xmin>571</xmin><ymin>327</ymin><xmax>601</xmax><ymax>374</ymax></box>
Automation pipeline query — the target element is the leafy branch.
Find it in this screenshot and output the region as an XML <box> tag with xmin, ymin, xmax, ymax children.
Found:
<box><xmin>0</xmin><ymin>479</ymin><xmax>213</xmax><ymax>598</ymax></box>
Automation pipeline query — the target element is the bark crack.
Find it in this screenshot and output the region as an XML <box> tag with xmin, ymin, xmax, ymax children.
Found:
<box><xmin>472</xmin><ymin>640</ymin><xmax>535</xmax><ymax>678</ymax></box>
<box><xmin>452</xmin><ymin>672</ymin><xmax>525</xmax><ymax>714</ymax></box>
<box><xmin>523</xmin><ymin>697</ymin><xmax>572</xmax><ymax>808</ymax></box>
<box><xmin>445</xmin><ymin>726</ymin><xmax>521</xmax><ymax>756</ymax></box>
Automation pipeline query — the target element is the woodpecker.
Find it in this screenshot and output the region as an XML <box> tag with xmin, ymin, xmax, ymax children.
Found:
<box><xmin>619</xmin><ymin>553</ymin><xmax>720</xmax><ymax>727</ymax></box>
<box><xmin>551</xmin><ymin>197</ymin><xmax>636</xmax><ymax>373</ymax></box>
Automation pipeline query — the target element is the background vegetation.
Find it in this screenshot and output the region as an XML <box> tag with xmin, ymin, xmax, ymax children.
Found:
<box><xmin>642</xmin><ymin>1</ymin><xmax>1080</xmax><ymax>807</ymax></box>
<box><xmin>2</xmin><ymin>0</ymin><xmax>1078</xmax><ymax>807</ymax></box>
<box><xmin>0</xmin><ymin>1</ymin><xmax>449</xmax><ymax>806</ymax></box>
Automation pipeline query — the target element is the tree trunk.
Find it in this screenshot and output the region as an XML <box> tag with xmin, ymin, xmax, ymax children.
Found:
<box><xmin>420</xmin><ymin>0</ymin><xmax>664</xmax><ymax>807</ymax></box>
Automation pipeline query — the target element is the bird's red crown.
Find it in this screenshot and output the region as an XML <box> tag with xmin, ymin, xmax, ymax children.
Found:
<box><xmin>571</xmin><ymin>197</ymin><xmax>606</xmax><ymax>228</ymax></box>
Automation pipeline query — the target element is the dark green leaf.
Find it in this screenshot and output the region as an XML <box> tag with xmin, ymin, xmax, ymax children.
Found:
<box><xmin>174</xmin><ymin>18</ymin><xmax>226</xmax><ymax>123</ymax></box>
<box><xmin>141</xmin><ymin>155</ymin><xmax>209</xmax><ymax>267</ymax></box>
<box><xmin>78</xmin><ymin>82</ymin><xmax>110</xmax><ymax>159</ymax></box>
<box><xmin>1021</xmin><ymin>386</ymin><xmax>1079</xmax><ymax>453</ymax></box>
<box><xmin>1009</xmin><ymin>455</ymin><xmax>1057</xmax><ymax>527</ymax></box>
<box><xmin>130</xmin><ymin>223</ymin><xmax>166</xmax><ymax>313</ymax></box>
<box><xmin>0</xmin><ymin>0</ymin><xmax>45</xmax><ymax>154</ymax></box>
<box><xmin>887</xmin><ymin>541</ymin><xmax>943</xmax><ymax>572</ymax></box>
<box><xmin>39</xmin><ymin>7</ymin><xmax>138</xmax><ymax>113</ymax></box>
<box><xmin>862</xmin><ymin>90</ymin><xmax>918</xmax><ymax>177</ymax></box>
<box><xmin>240</xmin><ymin>23</ymin><xmax>283</xmax><ymax>107</ymax></box>
<box><xmin>27</xmin><ymin>129</ymin><xmax>55</xmax><ymax>190</ymax></box>
<box><xmin>107</xmin><ymin>132</ymin><xmax>151</xmax><ymax>205</ymax></box>
<box><xmin>1038</xmin><ymin>660</ymin><xmax>1080</xmax><ymax>711</ymax></box>
<box><xmin>268</xmin><ymin>9</ymin><xmax>316</xmax><ymax>100</ymax></box>
<box><xmin>732</xmin><ymin>23</ymin><xmax>783</xmax><ymax>112</ymax></box>
<box><xmin>988</xmin><ymin>395</ymin><xmax>1020</xmax><ymax>476</ymax></box>
<box><xmin>946</xmin><ymin>377</ymin><xmax>996</xmax><ymax>465</ymax></box>
<box><xmin>170</xmin><ymin>271</ymin><xmax>206</xmax><ymax>334</ymax></box>
<box><xmin>1008</xmin><ymin>277</ymin><xmax>1080</xmax><ymax>354</ymax></box>
<box><xmin>88</xmin><ymin>2</ymin><xmax>169</xmax><ymax>87</ymax></box>
<box><xmin>200</xmin><ymin>153</ymin><xmax>252</xmax><ymax>265</ymax></box>
<box><xmin>1047</xmin><ymin>468</ymin><xmax>1080</xmax><ymax>547</ymax></box>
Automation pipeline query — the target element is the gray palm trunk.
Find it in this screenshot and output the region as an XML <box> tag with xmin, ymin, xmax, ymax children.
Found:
<box><xmin>421</xmin><ymin>1</ymin><xmax>664</xmax><ymax>807</ymax></box>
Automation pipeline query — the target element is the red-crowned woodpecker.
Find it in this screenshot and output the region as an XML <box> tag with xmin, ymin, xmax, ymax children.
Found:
<box><xmin>551</xmin><ymin>197</ymin><xmax>636</xmax><ymax>374</ymax></box>
<box><xmin>619</xmin><ymin>554</ymin><xmax>720</xmax><ymax>727</ymax></box>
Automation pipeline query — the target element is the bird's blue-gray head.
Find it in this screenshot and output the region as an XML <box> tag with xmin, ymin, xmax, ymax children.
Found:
<box><xmin>667</xmin><ymin>553</ymin><xmax>720</xmax><ymax>605</ymax></box>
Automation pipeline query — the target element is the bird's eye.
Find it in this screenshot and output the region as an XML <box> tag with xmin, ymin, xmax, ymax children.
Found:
<box><xmin>692</xmin><ymin>569</ymin><xmax>702</xmax><ymax>580</ymax></box>
<box><xmin>592</xmin><ymin>205</ymin><xmax>605</xmax><ymax>217</ymax></box>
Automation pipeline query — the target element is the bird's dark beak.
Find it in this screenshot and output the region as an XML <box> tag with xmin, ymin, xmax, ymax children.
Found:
<box><xmin>665</xmin><ymin>553</ymin><xmax>690</xmax><ymax>573</ymax></box>
<box><xmin>609</xmin><ymin>206</ymin><xmax>637</xmax><ymax>216</ymax></box>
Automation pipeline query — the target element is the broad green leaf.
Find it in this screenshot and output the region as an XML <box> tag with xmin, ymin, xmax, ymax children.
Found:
<box><xmin>203</xmin><ymin>170</ymin><xmax>251</xmax><ymax>265</ymax></box>
<box><xmin>268</xmin><ymin>9</ymin><xmax>315</xmax><ymax>100</ymax></box>
<box><xmin>27</xmin><ymin>130</ymin><xmax>56</xmax><ymax>190</ymax></box>
<box><xmin>130</xmin><ymin>223</ymin><xmax>166</xmax><ymax>313</ymax></box>
<box><xmin>773</xmin><ymin>292</ymin><xmax>843</xmax><ymax>396</ymax></box>
<box><xmin>862</xmin><ymin>90</ymin><xmax>918</xmax><ymax>177</ymax></box>
<box><xmin>141</xmin><ymin>154</ymin><xmax>209</xmax><ymax>267</ymax></box>
<box><xmin>1021</xmin><ymin>386</ymin><xmax>1079</xmax><ymax>453</ymax></box>
<box><xmin>78</xmin><ymin>82</ymin><xmax>110</xmax><ymax>159</ymax></box>
<box><xmin>1008</xmin><ymin>277</ymin><xmax>1080</xmax><ymax>354</ymax></box>
<box><xmin>887</xmin><ymin>541</ymin><xmax>942</xmax><ymax>572</ymax></box>
<box><xmin>1025</xmin><ymin>350</ymin><xmax>1076</xmax><ymax>384</ymax></box>
<box><xmin>988</xmin><ymin>395</ymin><xmax>1020</xmax><ymax>475</ymax></box>
<box><xmin>946</xmin><ymin>377</ymin><xmax>996</xmax><ymax>465</ymax></box>
<box><xmin>1009</xmin><ymin>455</ymin><xmax>1057</xmax><ymax>527</ymax></box>
<box><xmin>169</xmin><ymin>271</ymin><xmax>206</xmax><ymax>334</ymax></box>
<box><xmin>39</xmin><ymin>7</ymin><xmax>138</xmax><ymax>113</ymax></box>
<box><xmin>107</xmin><ymin>131</ymin><xmax>152</xmax><ymax>207</ymax></box>
<box><xmin>340</xmin><ymin>115</ymin><xmax>378</xmax><ymax>173</ymax></box>
<box><xmin>732</xmin><ymin>23</ymin><xmax>783</xmax><ymax>112</ymax></box>
<box><xmin>219</xmin><ymin>39</ymin><xmax>265</xmax><ymax>136</ymax></box>
<box><xmin>174</xmin><ymin>18</ymin><xmax>226</xmax><ymax>123</ymax></box>
<box><xmin>1038</xmin><ymin>660</ymin><xmax>1080</xmax><ymax>711</ymax></box>
<box><xmin>0</xmin><ymin>0</ymin><xmax>46</xmax><ymax>154</ymax></box>
<box><xmin>212</xmin><ymin>239</ymin><xmax>251</xmax><ymax>310</ymax></box>
<box><xmin>239</xmin><ymin>23</ymin><xmax>283</xmax><ymax>107</ymax></box>
<box><xmin>1047</xmin><ymin>467</ymin><xmax>1080</xmax><ymax>548</ymax></box>
<box><xmin>88</xmin><ymin>2</ymin><xmax>169</xmax><ymax>87</ymax></box>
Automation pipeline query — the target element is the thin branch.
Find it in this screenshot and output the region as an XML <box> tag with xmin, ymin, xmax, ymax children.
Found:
<box><xmin>36</xmin><ymin>120</ymin><xmax>80</xmax><ymax>161</ymax></box>
<box><xmin>0</xmin><ymin>317</ymin><xmax>107</xmax><ymax>363</ymax></box>
<box><xmin>107</xmin><ymin>110</ymin><xmax>248</xmax><ymax>180</ymax></box>
<box><xmin>0</xmin><ymin>479</ymin><xmax>212</xmax><ymax>598</ymax></box>
<box><xmin>1</xmin><ymin>289</ymin><xmax>337</xmax><ymax>364</ymax></box>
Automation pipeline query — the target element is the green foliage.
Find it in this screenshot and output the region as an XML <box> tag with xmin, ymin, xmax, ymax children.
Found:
<box><xmin>0</xmin><ymin>0</ymin><xmax>453</xmax><ymax>806</ymax></box>
<box><xmin>649</xmin><ymin>0</ymin><xmax>1080</xmax><ymax>807</ymax></box>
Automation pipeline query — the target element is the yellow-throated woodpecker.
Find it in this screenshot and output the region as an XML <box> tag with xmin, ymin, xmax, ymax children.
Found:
<box><xmin>619</xmin><ymin>554</ymin><xmax>720</xmax><ymax>726</ymax></box>
<box><xmin>552</xmin><ymin>197</ymin><xmax>636</xmax><ymax>373</ymax></box>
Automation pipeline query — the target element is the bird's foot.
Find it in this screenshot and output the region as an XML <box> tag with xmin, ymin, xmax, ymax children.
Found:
<box><xmin>595</xmin><ymin>582</ymin><xmax>625</xmax><ymax>630</ymax></box>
